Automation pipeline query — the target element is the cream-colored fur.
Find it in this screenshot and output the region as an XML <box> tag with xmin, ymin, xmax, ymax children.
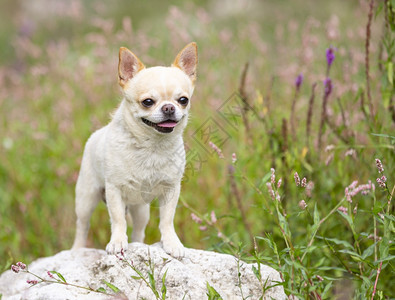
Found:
<box><xmin>71</xmin><ymin>43</ymin><xmax>198</xmax><ymax>257</ymax></box>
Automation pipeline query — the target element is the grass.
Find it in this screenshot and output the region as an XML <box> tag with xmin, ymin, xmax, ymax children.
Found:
<box><xmin>0</xmin><ymin>0</ymin><xmax>394</xmax><ymax>298</ymax></box>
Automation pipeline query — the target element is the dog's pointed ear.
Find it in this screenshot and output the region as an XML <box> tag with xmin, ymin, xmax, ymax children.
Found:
<box><xmin>172</xmin><ymin>42</ymin><xmax>198</xmax><ymax>83</ymax></box>
<box><xmin>118</xmin><ymin>47</ymin><xmax>145</xmax><ymax>88</ymax></box>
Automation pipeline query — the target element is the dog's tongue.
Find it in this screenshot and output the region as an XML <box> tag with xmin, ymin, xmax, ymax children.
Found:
<box><xmin>157</xmin><ymin>120</ymin><xmax>178</xmax><ymax>128</ymax></box>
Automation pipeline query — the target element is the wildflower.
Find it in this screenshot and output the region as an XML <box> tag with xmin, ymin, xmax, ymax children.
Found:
<box><xmin>345</xmin><ymin>187</ymin><xmax>352</xmax><ymax>203</ymax></box>
<box><xmin>337</xmin><ymin>206</ymin><xmax>348</xmax><ymax>214</ymax></box>
<box><xmin>306</xmin><ymin>181</ymin><xmax>314</xmax><ymax>197</ymax></box>
<box><xmin>27</xmin><ymin>280</ymin><xmax>38</xmax><ymax>285</ymax></box>
<box><xmin>316</xmin><ymin>275</ymin><xmax>324</xmax><ymax>282</ymax></box>
<box><xmin>381</xmin><ymin>175</ymin><xmax>387</xmax><ymax>183</ymax></box>
<box><xmin>376</xmin><ymin>178</ymin><xmax>386</xmax><ymax>188</ymax></box>
<box><xmin>301</xmin><ymin>177</ymin><xmax>307</xmax><ymax>188</ymax></box>
<box><xmin>47</xmin><ymin>271</ymin><xmax>55</xmax><ymax>279</ymax></box>
<box><xmin>344</xmin><ymin>149</ymin><xmax>356</xmax><ymax>157</ymax></box>
<box><xmin>353</xmin><ymin>204</ymin><xmax>358</xmax><ymax>215</ymax></box>
<box><xmin>324</xmin><ymin>78</ymin><xmax>332</xmax><ymax>97</ymax></box>
<box><xmin>266</xmin><ymin>182</ymin><xmax>275</xmax><ymax>201</ymax></box>
<box><xmin>217</xmin><ymin>231</ymin><xmax>223</xmax><ymax>238</ymax></box>
<box><xmin>298</xmin><ymin>200</ymin><xmax>307</xmax><ymax>210</ymax></box>
<box><xmin>295</xmin><ymin>73</ymin><xmax>303</xmax><ymax>91</ymax></box>
<box><xmin>232</xmin><ymin>153</ymin><xmax>237</xmax><ymax>164</ymax></box>
<box><xmin>191</xmin><ymin>213</ymin><xmax>202</xmax><ymax>224</ymax></box>
<box><xmin>326</xmin><ymin>47</ymin><xmax>335</xmax><ymax>67</ymax></box>
<box><xmin>277</xmin><ymin>178</ymin><xmax>282</xmax><ymax>189</ymax></box>
<box><xmin>275</xmin><ymin>192</ymin><xmax>281</xmax><ymax>202</ymax></box>
<box><xmin>208</xmin><ymin>141</ymin><xmax>224</xmax><ymax>159</ymax></box>
<box><xmin>11</xmin><ymin>265</ymin><xmax>20</xmax><ymax>273</ymax></box>
<box><xmin>199</xmin><ymin>226</ymin><xmax>207</xmax><ymax>231</ymax></box>
<box><xmin>375</xmin><ymin>158</ymin><xmax>384</xmax><ymax>173</ymax></box>
<box><xmin>210</xmin><ymin>211</ymin><xmax>217</xmax><ymax>224</ymax></box>
<box><xmin>16</xmin><ymin>262</ymin><xmax>26</xmax><ymax>270</ymax></box>
<box><xmin>294</xmin><ymin>172</ymin><xmax>300</xmax><ymax>186</ymax></box>
<box><xmin>270</xmin><ymin>168</ymin><xmax>275</xmax><ymax>185</ymax></box>
<box><xmin>325</xmin><ymin>144</ymin><xmax>335</xmax><ymax>152</ymax></box>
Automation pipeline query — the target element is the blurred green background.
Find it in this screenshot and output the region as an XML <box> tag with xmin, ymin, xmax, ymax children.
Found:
<box><xmin>0</xmin><ymin>0</ymin><xmax>393</xmax><ymax>297</ymax></box>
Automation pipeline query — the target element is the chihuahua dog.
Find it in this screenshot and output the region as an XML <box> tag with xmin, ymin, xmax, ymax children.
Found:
<box><xmin>71</xmin><ymin>42</ymin><xmax>198</xmax><ymax>257</ymax></box>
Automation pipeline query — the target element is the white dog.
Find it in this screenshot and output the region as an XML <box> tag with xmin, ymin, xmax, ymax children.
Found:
<box><xmin>71</xmin><ymin>43</ymin><xmax>198</xmax><ymax>257</ymax></box>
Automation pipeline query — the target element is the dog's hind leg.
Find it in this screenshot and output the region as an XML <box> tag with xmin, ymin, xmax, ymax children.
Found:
<box><xmin>71</xmin><ymin>181</ymin><xmax>102</xmax><ymax>250</ymax></box>
<box><xmin>130</xmin><ymin>203</ymin><xmax>150</xmax><ymax>243</ymax></box>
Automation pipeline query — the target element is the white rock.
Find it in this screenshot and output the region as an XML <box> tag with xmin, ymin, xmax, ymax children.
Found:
<box><xmin>0</xmin><ymin>243</ymin><xmax>286</xmax><ymax>300</ymax></box>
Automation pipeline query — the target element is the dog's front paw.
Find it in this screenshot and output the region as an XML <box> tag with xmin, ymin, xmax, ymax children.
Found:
<box><xmin>162</xmin><ymin>238</ymin><xmax>185</xmax><ymax>258</ymax></box>
<box><xmin>106</xmin><ymin>236</ymin><xmax>128</xmax><ymax>255</ymax></box>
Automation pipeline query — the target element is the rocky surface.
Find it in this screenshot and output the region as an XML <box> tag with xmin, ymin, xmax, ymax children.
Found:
<box><xmin>0</xmin><ymin>243</ymin><xmax>286</xmax><ymax>299</ymax></box>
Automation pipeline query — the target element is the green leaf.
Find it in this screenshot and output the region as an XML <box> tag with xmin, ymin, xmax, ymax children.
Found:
<box><xmin>387</xmin><ymin>62</ymin><xmax>393</xmax><ymax>84</ymax></box>
<box><xmin>322</xmin><ymin>281</ymin><xmax>333</xmax><ymax>299</ymax></box>
<box><xmin>252</xmin><ymin>265</ymin><xmax>261</xmax><ymax>281</ymax></box>
<box><xmin>102</xmin><ymin>280</ymin><xmax>120</xmax><ymax>293</ymax></box>
<box><xmin>375</xmin><ymin>255</ymin><xmax>395</xmax><ymax>263</ymax></box>
<box><xmin>161</xmin><ymin>270</ymin><xmax>168</xmax><ymax>300</ymax></box>
<box><xmin>148</xmin><ymin>272</ymin><xmax>159</xmax><ymax>298</ymax></box>
<box><xmin>131</xmin><ymin>275</ymin><xmax>141</xmax><ymax>280</ymax></box>
<box><xmin>96</xmin><ymin>287</ymin><xmax>107</xmax><ymax>293</ymax></box>
<box><xmin>362</xmin><ymin>243</ymin><xmax>376</xmax><ymax>260</ymax></box>
<box><xmin>50</xmin><ymin>271</ymin><xmax>67</xmax><ymax>283</ymax></box>
<box><xmin>206</xmin><ymin>282</ymin><xmax>223</xmax><ymax>300</ymax></box>
<box><xmin>319</xmin><ymin>237</ymin><xmax>354</xmax><ymax>249</ymax></box>
<box><xmin>370</xmin><ymin>133</ymin><xmax>395</xmax><ymax>140</ymax></box>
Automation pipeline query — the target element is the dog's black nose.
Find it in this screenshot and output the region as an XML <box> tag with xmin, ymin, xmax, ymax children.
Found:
<box><xmin>162</xmin><ymin>104</ymin><xmax>175</xmax><ymax>115</ymax></box>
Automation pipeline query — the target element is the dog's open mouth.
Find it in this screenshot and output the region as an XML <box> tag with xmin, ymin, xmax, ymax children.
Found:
<box><xmin>142</xmin><ymin>118</ymin><xmax>178</xmax><ymax>133</ymax></box>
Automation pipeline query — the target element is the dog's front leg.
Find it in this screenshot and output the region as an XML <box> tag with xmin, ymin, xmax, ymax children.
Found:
<box><xmin>105</xmin><ymin>184</ymin><xmax>128</xmax><ymax>254</ymax></box>
<box><xmin>159</xmin><ymin>182</ymin><xmax>184</xmax><ymax>257</ymax></box>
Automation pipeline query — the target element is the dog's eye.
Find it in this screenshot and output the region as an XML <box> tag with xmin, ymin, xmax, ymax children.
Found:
<box><xmin>178</xmin><ymin>97</ymin><xmax>189</xmax><ymax>106</ymax></box>
<box><xmin>142</xmin><ymin>99</ymin><xmax>155</xmax><ymax>107</ymax></box>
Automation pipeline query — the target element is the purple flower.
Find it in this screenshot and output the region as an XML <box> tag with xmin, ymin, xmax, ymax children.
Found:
<box><xmin>324</xmin><ymin>78</ymin><xmax>332</xmax><ymax>97</ymax></box>
<box><xmin>295</xmin><ymin>73</ymin><xmax>303</xmax><ymax>90</ymax></box>
<box><xmin>326</xmin><ymin>47</ymin><xmax>335</xmax><ymax>67</ymax></box>
<box><xmin>27</xmin><ymin>280</ymin><xmax>38</xmax><ymax>285</ymax></box>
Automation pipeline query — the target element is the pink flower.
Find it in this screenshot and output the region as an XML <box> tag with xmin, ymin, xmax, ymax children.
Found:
<box><xmin>294</xmin><ymin>172</ymin><xmax>300</xmax><ymax>186</ymax></box>
<box><xmin>199</xmin><ymin>226</ymin><xmax>207</xmax><ymax>231</ymax></box>
<box><xmin>210</xmin><ymin>211</ymin><xmax>217</xmax><ymax>224</ymax></box>
<box><xmin>337</xmin><ymin>206</ymin><xmax>348</xmax><ymax>214</ymax></box>
<box><xmin>27</xmin><ymin>280</ymin><xmax>38</xmax><ymax>285</ymax></box>
<box><xmin>16</xmin><ymin>262</ymin><xmax>26</xmax><ymax>270</ymax></box>
<box><xmin>301</xmin><ymin>177</ymin><xmax>307</xmax><ymax>188</ymax></box>
<box><xmin>270</xmin><ymin>168</ymin><xmax>276</xmax><ymax>185</ymax></box>
<box><xmin>47</xmin><ymin>271</ymin><xmax>55</xmax><ymax>279</ymax></box>
<box><xmin>376</xmin><ymin>178</ymin><xmax>386</xmax><ymax>188</ymax></box>
<box><xmin>298</xmin><ymin>200</ymin><xmax>307</xmax><ymax>210</ymax></box>
<box><xmin>191</xmin><ymin>213</ymin><xmax>202</xmax><ymax>224</ymax></box>
<box><xmin>277</xmin><ymin>178</ymin><xmax>282</xmax><ymax>189</ymax></box>
<box><xmin>306</xmin><ymin>181</ymin><xmax>314</xmax><ymax>197</ymax></box>
<box><xmin>232</xmin><ymin>153</ymin><xmax>237</xmax><ymax>164</ymax></box>
<box><xmin>208</xmin><ymin>141</ymin><xmax>224</xmax><ymax>159</ymax></box>
<box><xmin>375</xmin><ymin>158</ymin><xmax>384</xmax><ymax>173</ymax></box>
<box><xmin>11</xmin><ymin>265</ymin><xmax>19</xmax><ymax>273</ymax></box>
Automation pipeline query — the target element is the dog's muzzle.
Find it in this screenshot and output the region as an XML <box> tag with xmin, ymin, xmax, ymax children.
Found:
<box><xmin>142</xmin><ymin>118</ymin><xmax>179</xmax><ymax>133</ymax></box>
